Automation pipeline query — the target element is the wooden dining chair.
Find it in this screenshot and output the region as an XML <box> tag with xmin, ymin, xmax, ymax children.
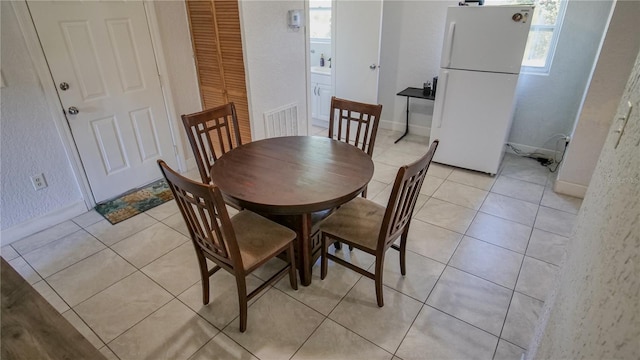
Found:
<box><xmin>319</xmin><ymin>140</ymin><xmax>439</xmax><ymax>307</ymax></box>
<box><xmin>329</xmin><ymin>96</ymin><xmax>382</xmax><ymax>199</ymax></box>
<box><xmin>158</xmin><ymin>160</ymin><xmax>297</xmax><ymax>332</ymax></box>
<box><xmin>181</xmin><ymin>103</ymin><xmax>242</xmax><ymax>185</ymax></box>
<box><xmin>327</xmin><ymin>97</ymin><xmax>382</xmax><ymax>251</ymax></box>
<box><xmin>324</xmin><ymin>97</ymin><xmax>379</xmax><ymax>249</ymax></box>
<box><xmin>329</xmin><ymin>96</ymin><xmax>383</xmax><ymax>157</ymax></box>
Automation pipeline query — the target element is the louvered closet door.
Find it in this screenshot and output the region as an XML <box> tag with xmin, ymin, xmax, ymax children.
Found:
<box><xmin>186</xmin><ymin>0</ymin><xmax>251</xmax><ymax>146</ymax></box>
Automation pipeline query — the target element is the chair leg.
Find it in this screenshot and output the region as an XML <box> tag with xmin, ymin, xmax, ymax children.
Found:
<box><xmin>287</xmin><ymin>242</ymin><xmax>298</xmax><ymax>290</ymax></box>
<box><xmin>235</xmin><ymin>276</ymin><xmax>248</xmax><ymax>333</ymax></box>
<box><xmin>375</xmin><ymin>257</ymin><xmax>385</xmax><ymax>307</ymax></box>
<box><xmin>399</xmin><ymin>231</ymin><xmax>408</xmax><ymax>276</ymax></box>
<box><xmin>357</xmin><ymin>187</ymin><xmax>368</xmax><ymax>251</ymax></box>
<box><xmin>196</xmin><ymin>250</ymin><xmax>210</xmax><ymax>305</ymax></box>
<box><xmin>321</xmin><ymin>234</ymin><xmax>329</xmax><ymax>280</ymax></box>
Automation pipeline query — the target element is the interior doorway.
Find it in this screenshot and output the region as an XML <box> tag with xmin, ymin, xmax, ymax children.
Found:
<box><xmin>308</xmin><ymin>0</ymin><xmax>334</xmax><ymax>128</ymax></box>
<box><xmin>307</xmin><ymin>0</ymin><xmax>383</xmax><ymax>129</ymax></box>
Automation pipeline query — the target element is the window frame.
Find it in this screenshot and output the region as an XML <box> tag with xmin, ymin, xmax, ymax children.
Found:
<box><xmin>309</xmin><ymin>5</ymin><xmax>332</xmax><ymax>43</ymax></box>
<box><xmin>485</xmin><ymin>0</ymin><xmax>568</xmax><ymax>75</ymax></box>
<box><xmin>520</xmin><ymin>0</ymin><xmax>568</xmax><ymax>75</ymax></box>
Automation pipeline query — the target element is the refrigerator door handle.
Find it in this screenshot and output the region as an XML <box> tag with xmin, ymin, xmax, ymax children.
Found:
<box><xmin>435</xmin><ymin>71</ymin><xmax>449</xmax><ymax>128</ymax></box>
<box><xmin>443</xmin><ymin>22</ymin><xmax>456</xmax><ymax>68</ymax></box>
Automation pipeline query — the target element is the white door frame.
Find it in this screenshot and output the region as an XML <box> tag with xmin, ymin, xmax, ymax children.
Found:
<box><xmin>305</xmin><ymin>0</ymin><xmax>312</xmax><ymax>135</ymax></box>
<box><xmin>12</xmin><ymin>0</ymin><xmax>187</xmax><ymax>208</ymax></box>
<box><xmin>305</xmin><ymin>0</ymin><xmax>337</xmax><ymax>133</ymax></box>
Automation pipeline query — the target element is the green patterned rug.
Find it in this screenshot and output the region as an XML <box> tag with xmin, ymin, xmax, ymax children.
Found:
<box><xmin>95</xmin><ymin>179</ymin><xmax>174</xmax><ymax>225</ymax></box>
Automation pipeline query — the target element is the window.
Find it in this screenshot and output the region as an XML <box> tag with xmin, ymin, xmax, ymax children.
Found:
<box><xmin>309</xmin><ymin>0</ymin><xmax>331</xmax><ymax>41</ymax></box>
<box><xmin>487</xmin><ymin>0</ymin><xmax>568</xmax><ymax>74</ymax></box>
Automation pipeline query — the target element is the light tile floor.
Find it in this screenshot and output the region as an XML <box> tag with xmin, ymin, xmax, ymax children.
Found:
<box><xmin>2</xmin><ymin>127</ymin><xmax>582</xmax><ymax>360</ymax></box>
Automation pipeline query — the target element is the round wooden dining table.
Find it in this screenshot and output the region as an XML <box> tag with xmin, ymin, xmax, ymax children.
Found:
<box><xmin>210</xmin><ymin>136</ymin><xmax>374</xmax><ymax>286</ymax></box>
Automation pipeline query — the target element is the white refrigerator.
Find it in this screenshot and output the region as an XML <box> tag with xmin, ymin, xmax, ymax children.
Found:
<box><xmin>430</xmin><ymin>5</ymin><xmax>534</xmax><ymax>175</ymax></box>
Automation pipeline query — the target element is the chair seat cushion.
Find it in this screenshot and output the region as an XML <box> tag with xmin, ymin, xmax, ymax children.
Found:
<box><xmin>319</xmin><ymin>197</ymin><xmax>385</xmax><ymax>251</ymax></box>
<box><xmin>232</xmin><ymin>211</ymin><xmax>297</xmax><ymax>271</ymax></box>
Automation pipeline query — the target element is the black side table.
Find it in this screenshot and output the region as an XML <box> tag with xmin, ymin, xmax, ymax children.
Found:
<box><xmin>395</xmin><ymin>87</ymin><xmax>436</xmax><ymax>143</ymax></box>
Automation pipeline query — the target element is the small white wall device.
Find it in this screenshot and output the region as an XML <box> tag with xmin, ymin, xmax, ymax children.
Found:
<box><xmin>288</xmin><ymin>9</ymin><xmax>302</xmax><ymax>29</ymax></box>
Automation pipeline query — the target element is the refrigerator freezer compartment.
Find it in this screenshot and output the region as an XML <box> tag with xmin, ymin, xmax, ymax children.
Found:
<box><xmin>441</xmin><ymin>5</ymin><xmax>533</xmax><ymax>74</ymax></box>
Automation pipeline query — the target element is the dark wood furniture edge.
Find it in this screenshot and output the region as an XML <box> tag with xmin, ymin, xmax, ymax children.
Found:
<box><xmin>1</xmin><ymin>258</ymin><xmax>106</xmax><ymax>360</ymax></box>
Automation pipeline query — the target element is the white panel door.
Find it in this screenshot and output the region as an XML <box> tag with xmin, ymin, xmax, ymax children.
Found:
<box><xmin>430</xmin><ymin>69</ymin><xmax>519</xmax><ymax>174</ymax></box>
<box><xmin>28</xmin><ymin>1</ymin><xmax>177</xmax><ymax>202</ymax></box>
<box><xmin>334</xmin><ymin>0</ymin><xmax>382</xmax><ymax>104</ymax></box>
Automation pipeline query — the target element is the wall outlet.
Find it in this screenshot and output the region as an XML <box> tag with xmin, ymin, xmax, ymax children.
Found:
<box><xmin>31</xmin><ymin>174</ymin><xmax>47</xmax><ymax>191</ymax></box>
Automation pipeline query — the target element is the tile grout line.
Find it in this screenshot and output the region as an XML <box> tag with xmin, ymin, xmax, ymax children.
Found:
<box><xmin>10</xmin><ymin>132</ymin><xmax>576</xmax><ymax>360</ymax></box>
<box><xmin>391</xmin><ymin>258</ymin><xmax>449</xmax><ymax>357</ymax></box>
<box><xmin>431</xmin><ymin>158</ymin><xmax>521</xmax><ymax>358</ymax></box>
<box><xmin>41</xmin><ymin>218</ymin><xmax>200</xmax><ymax>355</ymax></box>
<box><xmin>492</xmin><ymin>202</ymin><xmax>540</xmax><ymax>355</ymax></box>
<box><xmin>492</xmin><ymin>158</ymin><xmax>540</xmax><ymax>356</ymax></box>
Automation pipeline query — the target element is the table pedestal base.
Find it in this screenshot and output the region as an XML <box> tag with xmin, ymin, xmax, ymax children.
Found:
<box><xmin>267</xmin><ymin>211</ymin><xmax>329</xmax><ymax>286</ymax></box>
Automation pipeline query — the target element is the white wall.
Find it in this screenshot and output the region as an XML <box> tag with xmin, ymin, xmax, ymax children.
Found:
<box><xmin>0</xmin><ymin>0</ymin><xmax>308</xmax><ymax>242</ymax></box>
<box><xmin>509</xmin><ymin>0</ymin><xmax>613</xmax><ymax>150</ymax></box>
<box><xmin>377</xmin><ymin>0</ymin><xmax>613</xmax><ymax>150</ymax></box>
<box><xmin>0</xmin><ymin>2</ymin><xmax>84</xmax><ymax>234</ymax></box>
<box><xmin>526</xmin><ymin>47</ymin><xmax>640</xmax><ymax>360</ymax></box>
<box><xmin>555</xmin><ymin>0</ymin><xmax>640</xmax><ymax>198</ymax></box>
<box><xmin>379</xmin><ymin>0</ymin><xmax>456</xmax><ymax>135</ymax></box>
<box><xmin>1</xmin><ymin>0</ymin><xmax>620</xmax><ymax>242</ymax></box>
<box><xmin>240</xmin><ymin>0</ymin><xmax>308</xmax><ymax>139</ymax></box>
<box><xmin>0</xmin><ymin>1</ymin><xmax>201</xmax><ymax>242</ymax></box>
<box><xmin>154</xmin><ymin>0</ymin><xmax>310</xmax><ymax>149</ymax></box>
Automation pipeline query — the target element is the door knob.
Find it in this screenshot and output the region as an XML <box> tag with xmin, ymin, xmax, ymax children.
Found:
<box><xmin>369</xmin><ymin>64</ymin><xmax>378</xmax><ymax>70</ymax></box>
<box><xmin>67</xmin><ymin>106</ymin><xmax>79</xmax><ymax>115</ymax></box>
<box><xmin>59</xmin><ymin>82</ymin><xmax>70</xmax><ymax>91</ymax></box>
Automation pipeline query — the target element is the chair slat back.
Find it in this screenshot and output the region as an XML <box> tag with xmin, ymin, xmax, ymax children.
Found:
<box><xmin>329</xmin><ymin>97</ymin><xmax>382</xmax><ymax>157</ymax></box>
<box><xmin>158</xmin><ymin>160</ymin><xmax>241</xmax><ymax>269</ymax></box>
<box><xmin>182</xmin><ymin>103</ymin><xmax>242</xmax><ymax>184</ymax></box>
<box><xmin>379</xmin><ymin>141</ymin><xmax>439</xmax><ymax>249</ymax></box>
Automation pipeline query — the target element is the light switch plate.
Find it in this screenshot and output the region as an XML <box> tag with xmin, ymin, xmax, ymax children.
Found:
<box><xmin>614</xmin><ymin>101</ymin><xmax>633</xmax><ymax>149</ymax></box>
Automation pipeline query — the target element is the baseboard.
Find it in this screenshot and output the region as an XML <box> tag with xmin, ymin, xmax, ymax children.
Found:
<box><xmin>380</xmin><ymin>119</ymin><xmax>430</xmax><ymax>137</ymax></box>
<box><xmin>311</xmin><ymin>118</ymin><xmax>431</xmax><ymax>138</ymax></box>
<box><xmin>553</xmin><ymin>180</ymin><xmax>587</xmax><ymax>198</ymax></box>
<box><xmin>311</xmin><ymin>118</ymin><xmax>329</xmax><ymax>129</ymax></box>
<box><xmin>505</xmin><ymin>142</ymin><xmax>559</xmax><ymax>159</ymax></box>
<box><xmin>184</xmin><ymin>156</ymin><xmax>197</xmax><ymax>172</ymax></box>
<box><xmin>1</xmin><ymin>201</ymin><xmax>88</xmax><ymax>245</ymax></box>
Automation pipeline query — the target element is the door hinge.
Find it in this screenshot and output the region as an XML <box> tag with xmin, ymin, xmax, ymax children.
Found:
<box><xmin>173</xmin><ymin>145</ymin><xmax>179</xmax><ymax>156</ymax></box>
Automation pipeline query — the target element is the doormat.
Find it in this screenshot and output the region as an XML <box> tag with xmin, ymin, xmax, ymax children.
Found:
<box><xmin>95</xmin><ymin>179</ymin><xmax>174</xmax><ymax>225</ymax></box>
